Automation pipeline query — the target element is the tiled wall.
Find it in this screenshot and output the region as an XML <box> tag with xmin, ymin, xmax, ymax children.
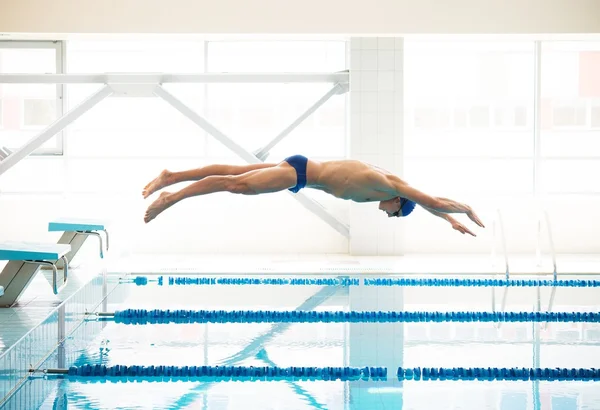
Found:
<box><xmin>349</xmin><ymin>37</ymin><xmax>405</xmax><ymax>255</ymax></box>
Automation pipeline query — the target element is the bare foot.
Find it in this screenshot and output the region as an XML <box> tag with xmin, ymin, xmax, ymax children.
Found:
<box><xmin>144</xmin><ymin>192</ymin><xmax>174</xmax><ymax>223</ymax></box>
<box><xmin>142</xmin><ymin>170</ymin><xmax>172</xmax><ymax>199</ymax></box>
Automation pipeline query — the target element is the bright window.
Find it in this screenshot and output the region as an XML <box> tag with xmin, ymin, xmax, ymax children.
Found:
<box><xmin>66</xmin><ymin>40</ymin><xmax>206</xmax><ymax>159</ymax></box>
<box><xmin>61</xmin><ymin>39</ymin><xmax>347</xmax><ymax>195</ymax></box>
<box><xmin>540</xmin><ymin>41</ymin><xmax>600</xmax><ymax>194</ymax></box>
<box><xmin>403</xmin><ymin>40</ymin><xmax>535</xmax><ymax>196</ymax></box>
<box><xmin>205</xmin><ymin>41</ymin><xmax>347</xmax><ymax>160</ymax></box>
<box><xmin>0</xmin><ymin>42</ymin><xmax>63</xmax><ymax>154</ymax></box>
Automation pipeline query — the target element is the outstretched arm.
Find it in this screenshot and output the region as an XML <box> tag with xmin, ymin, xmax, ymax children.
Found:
<box><xmin>384</xmin><ymin>175</ymin><xmax>485</xmax><ymax>228</ymax></box>
<box><xmin>422</xmin><ymin>206</ymin><xmax>477</xmax><ymax>236</ymax></box>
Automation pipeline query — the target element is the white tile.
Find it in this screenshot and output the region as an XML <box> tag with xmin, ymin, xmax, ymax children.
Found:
<box><xmin>361</xmin><ymin>131</ymin><xmax>379</xmax><ymax>154</ymax></box>
<box><xmin>395</xmin><ymin>38</ymin><xmax>404</xmax><ymax>50</ymax></box>
<box><xmin>377</xmin><ymin>128</ymin><xmax>396</xmax><ymax>154</ymax></box>
<box><xmin>378</xmin><ymin>71</ymin><xmax>395</xmax><ymax>92</ymax></box>
<box><xmin>394</xmin><ymin>71</ymin><xmax>403</xmax><ymax>90</ymax></box>
<box><xmin>360</xmin><ymin>50</ymin><xmax>377</xmax><ymax>70</ymax></box>
<box><xmin>360</xmin><ymin>71</ymin><xmax>378</xmax><ymax>92</ymax></box>
<box><xmin>352</xmin><ymin>153</ymin><xmax>378</xmax><ymax>164</ymax></box>
<box><xmin>360</xmin><ymin>112</ymin><xmax>378</xmax><ymax>138</ymax></box>
<box><xmin>350</xmin><ymin>69</ymin><xmax>361</xmax><ymax>91</ymax></box>
<box><xmin>394</xmin><ymin>154</ymin><xmax>404</xmax><ymax>176</ymax></box>
<box><xmin>394</xmin><ymin>91</ymin><xmax>404</xmax><ymax>114</ymax></box>
<box><xmin>377</xmin><ymin>222</ymin><xmax>395</xmax><ymax>255</ymax></box>
<box><xmin>393</xmin><ymin>227</ymin><xmax>406</xmax><ymax>255</ymax></box>
<box><xmin>378</xmin><ymin>91</ymin><xmax>394</xmax><ymax>113</ymax></box>
<box><xmin>361</xmin><ymin>91</ymin><xmax>378</xmax><ymax>113</ymax></box>
<box><xmin>394</xmin><ymin>111</ymin><xmax>404</xmax><ymax>133</ymax></box>
<box><xmin>350</xmin><ymin>227</ymin><xmax>378</xmax><ymax>255</ymax></box>
<box><xmin>350</xmin><ymin>38</ymin><xmax>362</xmax><ymax>50</ymax></box>
<box><xmin>395</xmin><ymin>52</ymin><xmax>404</xmax><ymax>71</ymax></box>
<box><xmin>350</xmin><ymin>113</ymin><xmax>361</xmax><ymax>138</ymax></box>
<box><xmin>350</xmin><ymin>90</ymin><xmax>361</xmax><ymax>113</ymax></box>
<box><xmin>361</xmin><ymin>37</ymin><xmax>378</xmax><ymax>50</ymax></box>
<box><xmin>377</xmin><ymin>50</ymin><xmax>395</xmax><ymax>71</ymax></box>
<box><xmin>378</xmin><ymin>112</ymin><xmax>395</xmax><ymax>136</ymax></box>
<box><xmin>350</xmin><ymin>117</ymin><xmax>362</xmax><ymax>155</ymax></box>
<box><xmin>350</xmin><ymin>49</ymin><xmax>361</xmax><ymax>70</ymax></box>
<box><xmin>377</xmin><ymin>37</ymin><xmax>396</xmax><ymax>50</ymax></box>
<box><xmin>376</xmin><ymin>153</ymin><xmax>396</xmax><ymax>172</ymax></box>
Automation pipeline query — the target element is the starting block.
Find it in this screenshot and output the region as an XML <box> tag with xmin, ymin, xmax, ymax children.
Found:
<box><xmin>0</xmin><ymin>241</ymin><xmax>71</xmax><ymax>307</ymax></box>
<box><xmin>47</xmin><ymin>217</ymin><xmax>110</xmax><ymax>268</ymax></box>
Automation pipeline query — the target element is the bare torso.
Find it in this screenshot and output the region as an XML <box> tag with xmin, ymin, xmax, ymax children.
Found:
<box><xmin>303</xmin><ymin>159</ymin><xmax>398</xmax><ymax>202</ymax></box>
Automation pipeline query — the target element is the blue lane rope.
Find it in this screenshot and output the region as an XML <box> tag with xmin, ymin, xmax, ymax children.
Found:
<box><xmin>64</xmin><ymin>365</ymin><xmax>385</xmax><ymax>381</ymax></box>
<box><xmin>56</xmin><ymin>365</ymin><xmax>600</xmax><ymax>382</ymax></box>
<box><xmin>397</xmin><ymin>367</ymin><xmax>600</xmax><ymax>381</ymax></box>
<box><xmin>110</xmin><ymin>309</ymin><xmax>600</xmax><ymax>324</ymax></box>
<box><xmin>125</xmin><ymin>276</ymin><xmax>600</xmax><ymax>288</ymax></box>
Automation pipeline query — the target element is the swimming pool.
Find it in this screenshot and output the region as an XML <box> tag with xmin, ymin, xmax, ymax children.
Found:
<box><xmin>2</xmin><ymin>272</ymin><xmax>600</xmax><ymax>409</ymax></box>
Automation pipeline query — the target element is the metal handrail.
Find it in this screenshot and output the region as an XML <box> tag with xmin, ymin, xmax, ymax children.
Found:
<box><xmin>536</xmin><ymin>209</ymin><xmax>558</xmax><ymax>281</ymax></box>
<box><xmin>536</xmin><ymin>209</ymin><xmax>559</xmax><ymax>326</ymax></box>
<box><xmin>490</xmin><ymin>209</ymin><xmax>510</xmax><ymax>327</ymax></box>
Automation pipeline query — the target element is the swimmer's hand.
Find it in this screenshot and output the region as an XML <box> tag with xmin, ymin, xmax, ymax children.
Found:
<box><xmin>451</xmin><ymin>220</ymin><xmax>476</xmax><ymax>236</ymax></box>
<box><xmin>466</xmin><ymin>208</ymin><xmax>485</xmax><ymax>228</ymax></box>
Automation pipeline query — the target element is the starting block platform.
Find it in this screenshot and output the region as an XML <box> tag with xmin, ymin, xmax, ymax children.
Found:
<box><xmin>0</xmin><ymin>241</ymin><xmax>71</xmax><ymax>307</ymax></box>
<box><xmin>47</xmin><ymin>217</ymin><xmax>109</xmax><ymax>268</ymax></box>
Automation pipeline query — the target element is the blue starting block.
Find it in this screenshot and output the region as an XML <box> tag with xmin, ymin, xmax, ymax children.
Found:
<box><xmin>0</xmin><ymin>241</ymin><xmax>71</xmax><ymax>307</ymax></box>
<box><xmin>47</xmin><ymin>217</ymin><xmax>109</xmax><ymax>268</ymax></box>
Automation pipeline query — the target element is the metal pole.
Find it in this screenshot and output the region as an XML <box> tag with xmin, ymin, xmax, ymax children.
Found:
<box><xmin>0</xmin><ymin>73</ymin><xmax>349</xmax><ymax>84</ymax></box>
<box><xmin>254</xmin><ymin>83</ymin><xmax>347</xmax><ymax>160</ymax></box>
<box><xmin>533</xmin><ymin>41</ymin><xmax>542</xmax><ymax>198</ymax></box>
<box><xmin>0</xmin><ymin>85</ymin><xmax>113</xmax><ymax>177</ymax></box>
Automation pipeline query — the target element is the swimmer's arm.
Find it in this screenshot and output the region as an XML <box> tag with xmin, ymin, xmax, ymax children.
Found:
<box><xmin>422</xmin><ymin>206</ymin><xmax>455</xmax><ymax>223</ymax></box>
<box><xmin>422</xmin><ymin>206</ymin><xmax>476</xmax><ymax>236</ymax></box>
<box><xmin>384</xmin><ymin>176</ymin><xmax>485</xmax><ymax>228</ymax></box>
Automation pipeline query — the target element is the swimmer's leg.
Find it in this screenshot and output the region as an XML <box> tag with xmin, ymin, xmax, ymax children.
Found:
<box><xmin>143</xmin><ymin>163</ymin><xmax>277</xmax><ymax>198</ymax></box>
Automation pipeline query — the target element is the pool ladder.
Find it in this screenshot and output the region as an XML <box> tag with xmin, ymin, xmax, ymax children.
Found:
<box><xmin>490</xmin><ymin>208</ymin><xmax>558</xmax><ymax>328</ymax></box>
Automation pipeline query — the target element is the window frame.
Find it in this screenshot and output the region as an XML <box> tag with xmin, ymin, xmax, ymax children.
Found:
<box><xmin>0</xmin><ymin>40</ymin><xmax>64</xmax><ymax>155</ymax></box>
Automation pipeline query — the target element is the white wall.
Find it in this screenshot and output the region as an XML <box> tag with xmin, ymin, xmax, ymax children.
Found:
<box><xmin>0</xmin><ymin>0</ymin><xmax>599</xmax><ymax>35</ymax></box>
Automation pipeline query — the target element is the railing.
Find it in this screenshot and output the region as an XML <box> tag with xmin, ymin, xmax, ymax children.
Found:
<box><xmin>490</xmin><ymin>209</ymin><xmax>510</xmax><ymax>327</ymax></box>
<box><xmin>536</xmin><ymin>209</ymin><xmax>559</xmax><ymax>329</ymax></box>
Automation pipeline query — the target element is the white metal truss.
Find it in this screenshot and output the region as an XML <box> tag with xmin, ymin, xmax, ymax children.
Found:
<box><xmin>0</xmin><ymin>73</ymin><xmax>350</xmax><ymax>237</ymax></box>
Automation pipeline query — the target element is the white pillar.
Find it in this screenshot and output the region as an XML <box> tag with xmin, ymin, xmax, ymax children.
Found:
<box><xmin>349</xmin><ymin>37</ymin><xmax>405</xmax><ymax>255</ymax></box>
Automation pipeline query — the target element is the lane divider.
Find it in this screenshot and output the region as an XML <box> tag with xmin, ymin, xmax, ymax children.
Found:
<box><xmin>37</xmin><ymin>365</ymin><xmax>600</xmax><ymax>382</ymax></box>
<box><xmin>99</xmin><ymin>309</ymin><xmax>600</xmax><ymax>324</ymax></box>
<box><xmin>123</xmin><ymin>276</ymin><xmax>600</xmax><ymax>288</ymax></box>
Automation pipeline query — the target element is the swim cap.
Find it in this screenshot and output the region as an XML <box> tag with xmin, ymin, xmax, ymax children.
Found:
<box><xmin>399</xmin><ymin>197</ymin><xmax>416</xmax><ymax>217</ymax></box>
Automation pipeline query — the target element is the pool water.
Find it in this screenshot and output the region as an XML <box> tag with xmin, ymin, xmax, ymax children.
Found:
<box><xmin>3</xmin><ymin>275</ymin><xmax>600</xmax><ymax>409</ymax></box>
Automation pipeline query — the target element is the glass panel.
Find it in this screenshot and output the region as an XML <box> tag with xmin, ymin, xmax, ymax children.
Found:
<box><xmin>404</xmin><ymin>40</ymin><xmax>535</xmax><ymax>160</ymax></box>
<box><xmin>205</xmin><ymin>41</ymin><xmax>347</xmax><ymax>159</ymax></box>
<box><xmin>0</xmin><ymin>47</ymin><xmax>59</xmax><ymax>152</ymax></box>
<box><xmin>540</xmin><ymin>42</ymin><xmax>600</xmax><ymax>161</ymax></box>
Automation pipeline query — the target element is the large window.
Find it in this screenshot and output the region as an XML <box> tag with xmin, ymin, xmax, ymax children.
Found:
<box><xmin>60</xmin><ymin>39</ymin><xmax>347</xmax><ymax>194</ymax></box>
<box><xmin>403</xmin><ymin>40</ymin><xmax>535</xmax><ymax>197</ymax></box>
<box><xmin>0</xmin><ymin>41</ymin><xmax>63</xmax><ymax>155</ymax></box>
<box><xmin>205</xmin><ymin>41</ymin><xmax>347</xmax><ymax>160</ymax></box>
<box><xmin>540</xmin><ymin>41</ymin><xmax>600</xmax><ymax>194</ymax></box>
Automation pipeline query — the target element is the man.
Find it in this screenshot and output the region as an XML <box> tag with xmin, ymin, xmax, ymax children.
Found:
<box><xmin>142</xmin><ymin>154</ymin><xmax>484</xmax><ymax>236</ymax></box>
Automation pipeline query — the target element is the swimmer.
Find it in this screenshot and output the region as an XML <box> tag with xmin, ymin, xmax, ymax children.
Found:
<box><xmin>142</xmin><ymin>155</ymin><xmax>484</xmax><ymax>236</ymax></box>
